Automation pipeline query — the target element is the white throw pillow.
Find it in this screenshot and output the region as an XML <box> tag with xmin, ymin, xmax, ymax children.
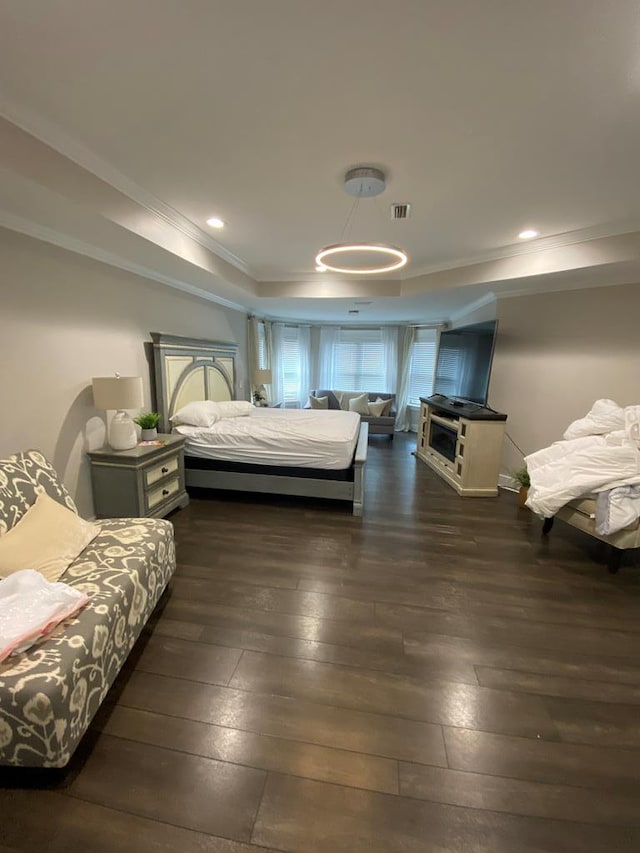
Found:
<box><xmin>368</xmin><ymin>399</ymin><xmax>388</xmax><ymax>417</ymax></box>
<box><xmin>375</xmin><ymin>397</ymin><xmax>393</xmax><ymax>416</ymax></box>
<box><xmin>309</xmin><ymin>395</ymin><xmax>329</xmax><ymax>410</ymax></box>
<box><xmin>348</xmin><ymin>393</ymin><xmax>370</xmax><ymax>416</ymax></box>
<box><xmin>170</xmin><ymin>400</ymin><xmax>220</xmax><ymax>428</ymax></box>
<box><xmin>0</xmin><ymin>493</ymin><xmax>100</xmax><ymax>583</ymax></box>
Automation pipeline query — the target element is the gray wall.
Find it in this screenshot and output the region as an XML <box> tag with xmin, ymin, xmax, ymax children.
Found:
<box><xmin>0</xmin><ymin>228</ymin><xmax>247</xmax><ymax>516</ymax></box>
<box><xmin>490</xmin><ymin>282</ymin><xmax>640</xmax><ymax>474</ymax></box>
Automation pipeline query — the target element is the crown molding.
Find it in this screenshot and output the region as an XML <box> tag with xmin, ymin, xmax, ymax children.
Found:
<box><xmin>0</xmin><ymin>94</ymin><xmax>256</xmax><ymax>279</ymax></box>
<box><xmin>0</xmin><ymin>210</ymin><xmax>249</xmax><ymax>314</ymax></box>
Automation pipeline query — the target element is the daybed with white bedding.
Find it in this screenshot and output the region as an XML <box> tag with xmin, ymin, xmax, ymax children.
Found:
<box><xmin>152</xmin><ymin>333</ymin><xmax>368</xmax><ymax>515</ymax></box>
<box><xmin>0</xmin><ymin>450</ymin><xmax>176</xmax><ymax>767</ymax></box>
<box><xmin>526</xmin><ymin>399</ymin><xmax>640</xmax><ymax>572</ymax></box>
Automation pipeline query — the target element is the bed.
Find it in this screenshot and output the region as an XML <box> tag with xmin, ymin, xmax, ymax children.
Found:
<box><xmin>151</xmin><ymin>333</ymin><xmax>368</xmax><ymax>515</ymax></box>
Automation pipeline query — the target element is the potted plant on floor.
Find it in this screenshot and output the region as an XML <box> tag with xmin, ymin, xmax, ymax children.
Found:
<box><xmin>512</xmin><ymin>466</ymin><xmax>531</xmax><ymax>506</ymax></box>
<box><xmin>134</xmin><ymin>412</ymin><xmax>161</xmax><ymax>441</ymax></box>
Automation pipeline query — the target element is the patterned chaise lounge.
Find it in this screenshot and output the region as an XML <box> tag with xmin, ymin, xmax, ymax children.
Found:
<box><xmin>0</xmin><ymin>450</ymin><xmax>176</xmax><ymax>767</ymax></box>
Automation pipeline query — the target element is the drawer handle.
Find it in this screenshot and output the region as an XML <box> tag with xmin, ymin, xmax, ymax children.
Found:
<box><xmin>161</xmin><ymin>466</ymin><xmax>169</xmax><ymax>474</ymax></box>
<box><xmin>162</xmin><ymin>489</ymin><xmax>170</xmax><ymax>496</ymax></box>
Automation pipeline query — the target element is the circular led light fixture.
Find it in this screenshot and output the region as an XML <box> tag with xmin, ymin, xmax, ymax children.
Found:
<box><xmin>315</xmin><ymin>243</ymin><xmax>408</xmax><ymax>275</ymax></box>
<box><xmin>518</xmin><ymin>228</ymin><xmax>538</xmax><ymax>239</ymax></box>
<box><xmin>206</xmin><ymin>216</ymin><xmax>225</xmax><ymax>229</ymax></box>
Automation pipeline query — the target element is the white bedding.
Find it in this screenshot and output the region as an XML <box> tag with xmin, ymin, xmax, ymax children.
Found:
<box><xmin>174</xmin><ymin>408</ymin><xmax>361</xmax><ymax>470</ymax></box>
<box><xmin>525</xmin><ymin>400</ymin><xmax>640</xmax><ymax>519</ymax></box>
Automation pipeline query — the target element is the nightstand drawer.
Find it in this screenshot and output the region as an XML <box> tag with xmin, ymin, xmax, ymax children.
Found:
<box><xmin>145</xmin><ymin>456</ymin><xmax>178</xmax><ymax>487</ymax></box>
<box><xmin>146</xmin><ymin>477</ymin><xmax>180</xmax><ymax>511</ymax></box>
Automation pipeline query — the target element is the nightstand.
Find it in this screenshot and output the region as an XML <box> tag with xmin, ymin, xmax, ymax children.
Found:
<box><xmin>87</xmin><ymin>434</ymin><xmax>189</xmax><ymax>519</ymax></box>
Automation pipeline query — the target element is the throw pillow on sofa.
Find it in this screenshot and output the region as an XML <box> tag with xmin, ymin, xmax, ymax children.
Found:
<box><xmin>309</xmin><ymin>395</ymin><xmax>329</xmax><ymax>410</ymax></box>
<box><xmin>368</xmin><ymin>399</ymin><xmax>388</xmax><ymax>417</ymax></box>
<box><xmin>0</xmin><ymin>493</ymin><xmax>100</xmax><ymax>583</ymax></box>
<box><xmin>375</xmin><ymin>397</ymin><xmax>393</xmax><ymax>416</ymax></box>
<box><xmin>348</xmin><ymin>393</ymin><xmax>370</xmax><ymax>416</ymax></box>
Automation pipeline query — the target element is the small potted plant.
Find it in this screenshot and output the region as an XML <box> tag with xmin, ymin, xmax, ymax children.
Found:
<box><xmin>134</xmin><ymin>412</ymin><xmax>161</xmax><ymax>441</ymax></box>
<box><xmin>512</xmin><ymin>466</ymin><xmax>531</xmax><ymax>506</ymax></box>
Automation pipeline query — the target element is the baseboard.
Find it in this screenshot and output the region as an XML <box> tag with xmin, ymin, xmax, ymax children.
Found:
<box><xmin>498</xmin><ymin>473</ymin><xmax>518</xmax><ymax>492</ymax></box>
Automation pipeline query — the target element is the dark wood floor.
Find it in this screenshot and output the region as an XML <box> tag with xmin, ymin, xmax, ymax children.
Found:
<box><xmin>2</xmin><ymin>433</ymin><xmax>640</xmax><ymax>852</ymax></box>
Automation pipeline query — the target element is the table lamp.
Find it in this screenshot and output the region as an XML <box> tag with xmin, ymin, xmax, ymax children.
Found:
<box><xmin>253</xmin><ymin>369</ymin><xmax>272</xmax><ymax>406</ymax></box>
<box><xmin>92</xmin><ymin>375</ymin><xmax>144</xmax><ymax>450</ymax></box>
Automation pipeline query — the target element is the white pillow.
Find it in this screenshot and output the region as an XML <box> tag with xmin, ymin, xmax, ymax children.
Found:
<box><xmin>375</xmin><ymin>397</ymin><xmax>393</xmax><ymax>416</ymax></box>
<box><xmin>170</xmin><ymin>400</ymin><xmax>220</xmax><ymax>428</ymax></box>
<box><xmin>0</xmin><ymin>493</ymin><xmax>100</xmax><ymax>583</ymax></box>
<box><xmin>213</xmin><ymin>400</ymin><xmax>254</xmax><ymax>420</ymax></box>
<box><xmin>348</xmin><ymin>393</ymin><xmax>370</xmax><ymax>416</ymax></box>
<box><xmin>309</xmin><ymin>395</ymin><xmax>329</xmax><ymax>410</ymax></box>
<box><xmin>368</xmin><ymin>399</ymin><xmax>388</xmax><ymax>417</ymax></box>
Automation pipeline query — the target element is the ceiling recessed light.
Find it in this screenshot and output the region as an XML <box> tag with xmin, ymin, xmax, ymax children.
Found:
<box><xmin>518</xmin><ymin>229</ymin><xmax>539</xmax><ymax>240</ymax></box>
<box><xmin>206</xmin><ymin>217</ymin><xmax>225</xmax><ymax>229</ymax></box>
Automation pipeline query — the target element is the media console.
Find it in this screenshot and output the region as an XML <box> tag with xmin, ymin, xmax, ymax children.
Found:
<box><xmin>416</xmin><ymin>395</ymin><xmax>507</xmax><ymax>497</ymax></box>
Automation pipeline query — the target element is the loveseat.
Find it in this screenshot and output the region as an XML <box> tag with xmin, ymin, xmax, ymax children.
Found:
<box><xmin>311</xmin><ymin>390</ymin><xmax>396</xmax><ymax>437</ymax></box>
<box><xmin>0</xmin><ymin>450</ymin><xmax>176</xmax><ymax>767</ymax></box>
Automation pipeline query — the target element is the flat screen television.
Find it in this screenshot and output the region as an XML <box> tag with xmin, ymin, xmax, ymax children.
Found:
<box><xmin>433</xmin><ymin>320</ymin><xmax>498</xmax><ymax>405</ymax></box>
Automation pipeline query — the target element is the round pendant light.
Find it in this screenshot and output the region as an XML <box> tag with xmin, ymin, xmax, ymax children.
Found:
<box><xmin>316</xmin><ymin>166</ymin><xmax>408</xmax><ymax>275</ymax></box>
<box><xmin>315</xmin><ymin>243</ymin><xmax>408</xmax><ymax>275</ymax></box>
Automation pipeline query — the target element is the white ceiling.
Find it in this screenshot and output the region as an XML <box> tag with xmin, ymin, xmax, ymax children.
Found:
<box><xmin>1</xmin><ymin>0</ymin><xmax>640</xmax><ymax>322</ymax></box>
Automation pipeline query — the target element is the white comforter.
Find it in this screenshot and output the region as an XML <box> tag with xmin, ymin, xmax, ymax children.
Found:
<box><xmin>175</xmin><ymin>408</ymin><xmax>361</xmax><ymax>469</ymax></box>
<box><xmin>525</xmin><ymin>400</ymin><xmax>640</xmax><ymax>519</ymax></box>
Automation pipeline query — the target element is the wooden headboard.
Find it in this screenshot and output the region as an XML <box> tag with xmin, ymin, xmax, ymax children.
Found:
<box><xmin>151</xmin><ymin>333</ymin><xmax>240</xmax><ymax>432</ymax></box>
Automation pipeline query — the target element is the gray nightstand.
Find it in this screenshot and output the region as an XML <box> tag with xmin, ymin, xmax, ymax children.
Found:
<box><xmin>87</xmin><ymin>434</ymin><xmax>189</xmax><ymax>519</ymax></box>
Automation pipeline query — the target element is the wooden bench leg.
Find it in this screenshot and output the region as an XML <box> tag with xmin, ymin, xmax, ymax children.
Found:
<box><xmin>542</xmin><ymin>517</ymin><xmax>554</xmax><ymax>535</ymax></box>
<box><xmin>608</xmin><ymin>547</ymin><xmax>623</xmax><ymax>574</ymax></box>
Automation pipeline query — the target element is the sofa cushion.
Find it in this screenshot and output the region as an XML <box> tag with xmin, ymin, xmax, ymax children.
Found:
<box><xmin>0</xmin><ymin>450</ymin><xmax>78</xmax><ymax>537</ymax></box>
<box><xmin>368</xmin><ymin>400</ymin><xmax>388</xmax><ymax>417</ymax></box>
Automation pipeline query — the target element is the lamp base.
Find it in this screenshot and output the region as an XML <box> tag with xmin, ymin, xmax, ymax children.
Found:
<box><xmin>108</xmin><ymin>411</ymin><xmax>138</xmax><ymax>450</ymax></box>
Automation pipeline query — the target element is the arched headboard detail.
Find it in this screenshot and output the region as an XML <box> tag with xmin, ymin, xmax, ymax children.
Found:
<box><xmin>151</xmin><ymin>333</ymin><xmax>240</xmax><ymax>432</ymax></box>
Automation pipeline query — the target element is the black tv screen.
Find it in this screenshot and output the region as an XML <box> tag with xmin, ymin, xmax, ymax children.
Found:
<box><xmin>433</xmin><ymin>320</ymin><xmax>498</xmax><ymax>405</ymax></box>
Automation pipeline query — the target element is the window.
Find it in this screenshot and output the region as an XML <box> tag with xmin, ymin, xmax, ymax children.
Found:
<box><xmin>281</xmin><ymin>327</ymin><xmax>302</xmax><ymax>404</ymax></box>
<box><xmin>257</xmin><ymin>322</ymin><xmax>267</xmax><ymax>370</ymax></box>
<box><xmin>272</xmin><ymin>324</ymin><xmax>310</xmax><ymax>406</ymax></box>
<box><xmin>407</xmin><ymin>329</ymin><xmax>437</xmax><ymax>405</ymax></box>
<box><xmin>332</xmin><ymin>329</ymin><xmax>387</xmax><ymax>391</ymax></box>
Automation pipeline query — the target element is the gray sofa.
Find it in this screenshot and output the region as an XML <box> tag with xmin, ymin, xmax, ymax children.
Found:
<box><xmin>311</xmin><ymin>390</ymin><xmax>396</xmax><ymax>437</ymax></box>
<box><xmin>0</xmin><ymin>450</ymin><xmax>176</xmax><ymax>767</ymax></box>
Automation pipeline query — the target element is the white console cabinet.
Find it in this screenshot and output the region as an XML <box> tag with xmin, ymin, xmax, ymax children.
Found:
<box><xmin>416</xmin><ymin>397</ymin><xmax>507</xmax><ymax>497</ymax></box>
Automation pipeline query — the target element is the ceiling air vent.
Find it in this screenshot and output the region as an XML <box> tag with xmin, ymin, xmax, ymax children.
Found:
<box><xmin>390</xmin><ymin>203</ymin><xmax>411</xmax><ymax>220</ymax></box>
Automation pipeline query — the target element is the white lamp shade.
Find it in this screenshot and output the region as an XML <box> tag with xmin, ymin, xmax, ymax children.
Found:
<box><xmin>92</xmin><ymin>376</ymin><xmax>144</xmax><ymax>411</ymax></box>
<box><xmin>253</xmin><ymin>369</ymin><xmax>272</xmax><ymax>385</ymax></box>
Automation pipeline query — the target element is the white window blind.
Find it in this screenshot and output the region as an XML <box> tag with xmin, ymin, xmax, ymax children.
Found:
<box><xmin>281</xmin><ymin>327</ymin><xmax>301</xmax><ymax>403</ymax></box>
<box><xmin>332</xmin><ymin>329</ymin><xmax>386</xmax><ymax>391</ymax></box>
<box><xmin>407</xmin><ymin>329</ymin><xmax>437</xmax><ymax>405</ymax></box>
<box><xmin>257</xmin><ymin>322</ymin><xmax>267</xmax><ymax>370</ymax></box>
